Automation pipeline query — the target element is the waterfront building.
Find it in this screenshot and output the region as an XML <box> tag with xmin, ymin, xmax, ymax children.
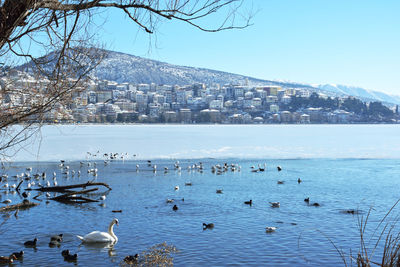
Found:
<box><xmin>163</xmin><ymin>111</ymin><xmax>178</xmax><ymax>122</ymax></box>
<box><xmin>179</xmin><ymin>108</ymin><xmax>192</xmax><ymax>123</ymax></box>
<box><xmin>280</xmin><ymin>111</ymin><xmax>292</xmax><ymax>123</ymax></box>
<box><xmin>300</xmin><ymin>114</ymin><xmax>311</xmax><ymax>123</ymax></box>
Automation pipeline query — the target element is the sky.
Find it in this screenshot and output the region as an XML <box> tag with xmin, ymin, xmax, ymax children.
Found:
<box><xmin>37</xmin><ymin>1</ymin><xmax>400</xmax><ymax>95</ymax></box>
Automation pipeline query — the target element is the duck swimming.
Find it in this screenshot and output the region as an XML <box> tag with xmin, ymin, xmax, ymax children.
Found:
<box><xmin>124</xmin><ymin>254</ymin><xmax>139</xmax><ymax>264</ymax></box>
<box><xmin>203</xmin><ymin>223</ymin><xmax>214</xmax><ymax>230</ymax></box>
<box><xmin>244</xmin><ymin>200</ymin><xmax>252</xmax><ymax>205</ymax></box>
<box><xmin>266</xmin><ymin>226</ymin><xmax>277</xmax><ymax>233</ymax></box>
<box><xmin>0</xmin><ymin>254</ymin><xmax>17</xmax><ymax>264</ymax></box>
<box><xmin>24</xmin><ymin>238</ymin><xmax>37</xmax><ymax>247</ymax></box>
<box><xmin>11</xmin><ymin>251</ymin><xmax>23</xmax><ymax>259</ymax></box>
<box><xmin>62</xmin><ymin>250</ymin><xmax>78</xmax><ymax>261</ymax></box>
<box><xmin>270</xmin><ymin>202</ymin><xmax>280</xmax><ymax>208</ymax></box>
<box><xmin>50</xmin><ymin>234</ymin><xmax>63</xmax><ymax>242</ymax></box>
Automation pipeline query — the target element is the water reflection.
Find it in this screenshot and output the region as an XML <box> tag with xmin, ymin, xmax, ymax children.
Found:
<box><xmin>79</xmin><ymin>242</ymin><xmax>116</xmax><ymax>257</ymax></box>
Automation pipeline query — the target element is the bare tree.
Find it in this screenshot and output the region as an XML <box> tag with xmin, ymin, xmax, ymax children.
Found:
<box><xmin>0</xmin><ymin>0</ymin><xmax>252</xmax><ymax>156</ymax></box>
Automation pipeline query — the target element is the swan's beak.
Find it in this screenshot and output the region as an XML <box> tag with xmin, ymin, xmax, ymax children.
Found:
<box><xmin>116</xmin><ymin>220</ymin><xmax>119</xmax><ymax>226</ymax></box>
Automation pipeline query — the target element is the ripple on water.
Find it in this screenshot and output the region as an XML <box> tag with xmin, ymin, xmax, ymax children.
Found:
<box><xmin>1</xmin><ymin>158</ymin><xmax>400</xmax><ymax>266</ymax></box>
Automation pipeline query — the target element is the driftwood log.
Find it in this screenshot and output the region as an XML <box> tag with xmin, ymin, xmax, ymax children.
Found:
<box><xmin>0</xmin><ymin>201</ymin><xmax>39</xmax><ymax>212</ymax></box>
<box><xmin>31</xmin><ymin>181</ymin><xmax>112</xmax><ymax>192</ymax></box>
<box><xmin>50</xmin><ymin>188</ymin><xmax>102</xmax><ymax>204</ymax></box>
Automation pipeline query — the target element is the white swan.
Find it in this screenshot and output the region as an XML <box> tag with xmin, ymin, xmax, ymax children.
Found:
<box><xmin>77</xmin><ymin>218</ymin><xmax>119</xmax><ymax>243</ymax></box>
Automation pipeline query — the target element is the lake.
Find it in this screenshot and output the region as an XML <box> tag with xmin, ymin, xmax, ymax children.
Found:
<box><xmin>7</xmin><ymin>124</ymin><xmax>400</xmax><ymax>161</ymax></box>
<box><xmin>1</xmin><ymin>125</ymin><xmax>400</xmax><ymax>266</ymax></box>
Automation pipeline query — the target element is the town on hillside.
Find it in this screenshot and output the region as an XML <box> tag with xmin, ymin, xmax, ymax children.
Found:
<box><xmin>1</xmin><ymin>71</ymin><xmax>399</xmax><ymax>124</ymax></box>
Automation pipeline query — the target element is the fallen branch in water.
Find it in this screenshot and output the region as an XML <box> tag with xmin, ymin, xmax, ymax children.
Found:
<box><xmin>0</xmin><ymin>201</ymin><xmax>39</xmax><ymax>212</ymax></box>
<box><xmin>30</xmin><ymin>181</ymin><xmax>112</xmax><ymax>192</ymax></box>
<box><xmin>50</xmin><ymin>188</ymin><xmax>100</xmax><ymax>204</ymax></box>
<box><xmin>15</xmin><ymin>180</ymin><xmax>23</xmax><ymax>192</ymax></box>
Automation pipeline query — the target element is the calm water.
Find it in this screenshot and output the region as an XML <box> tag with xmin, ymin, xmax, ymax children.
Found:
<box><xmin>1</xmin><ymin>125</ymin><xmax>400</xmax><ymax>266</ymax></box>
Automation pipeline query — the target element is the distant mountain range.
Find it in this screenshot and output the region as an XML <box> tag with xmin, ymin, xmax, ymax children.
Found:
<box><xmin>17</xmin><ymin>49</ymin><xmax>400</xmax><ymax>105</ymax></box>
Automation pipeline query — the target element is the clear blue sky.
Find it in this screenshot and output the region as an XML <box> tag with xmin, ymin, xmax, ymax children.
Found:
<box><xmin>96</xmin><ymin>1</ymin><xmax>400</xmax><ymax>95</ymax></box>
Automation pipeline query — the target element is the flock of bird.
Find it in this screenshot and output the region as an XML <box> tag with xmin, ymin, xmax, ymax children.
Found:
<box><xmin>0</xmin><ymin>159</ymin><xmax>106</xmax><ymax>208</ymax></box>
<box><xmin>159</xmin><ymin>160</ymin><xmax>316</xmax><ymax>235</ymax></box>
<box><xmin>0</xmin><ymin>234</ymin><xmax>76</xmax><ymax>264</ymax></box>
<box><xmin>0</xmin><ymin>151</ymin><xmax>319</xmax><ymax>265</ymax></box>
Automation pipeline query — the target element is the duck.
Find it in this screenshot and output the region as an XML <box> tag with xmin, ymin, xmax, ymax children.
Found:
<box><xmin>185</xmin><ymin>182</ymin><xmax>192</xmax><ymax>186</ymax></box>
<box><xmin>174</xmin><ymin>185</ymin><xmax>179</xmax><ymax>191</ymax></box>
<box><xmin>304</xmin><ymin>197</ymin><xmax>310</xmax><ymax>203</ymax></box>
<box><xmin>312</xmin><ymin>202</ymin><xmax>320</xmax><ymax>207</ymax></box>
<box><xmin>265</xmin><ymin>226</ymin><xmax>277</xmax><ymax>233</ymax></box>
<box><xmin>277</xmin><ymin>180</ymin><xmax>284</xmax><ymax>184</ymax></box>
<box><xmin>49</xmin><ymin>240</ymin><xmax>61</xmax><ymax>247</ymax></box>
<box><xmin>11</xmin><ymin>251</ymin><xmax>24</xmax><ymax>259</ymax></box>
<box><xmin>63</xmin><ymin>253</ymin><xmax>78</xmax><ymax>261</ymax></box>
<box><xmin>277</xmin><ymin>166</ymin><xmax>282</xmax><ymax>171</ymax></box>
<box><xmin>244</xmin><ymin>200</ymin><xmax>252</xmax><ymax>205</ymax></box>
<box><xmin>0</xmin><ymin>254</ymin><xmax>17</xmax><ymax>264</ymax></box>
<box><xmin>269</xmin><ymin>202</ymin><xmax>280</xmax><ymax>208</ymax></box>
<box><xmin>166</xmin><ymin>199</ymin><xmax>174</xmax><ymax>203</ymax></box>
<box><xmin>50</xmin><ymin>234</ymin><xmax>63</xmax><ymax>242</ymax></box>
<box><xmin>77</xmin><ymin>218</ymin><xmax>118</xmax><ymax>243</ymax></box>
<box><xmin>99</xmin><ymin>195</ymin><xmax>106</xmax><ymax>201</ymax></box>
<box><xmin>62</xmin><ymin>249</ymin><xmax>78</xmax><ymax>261</ymax></box>
<box><xmin>172</xmin><ymin>205</ymin><xmax>178</xmax><ymax>211</ymax></box>
<box><xmin>24</xmin><ymin>237</ymin><xmax>37</xmax><ymax>247</ymax></box>
<box><xmin>298</xmin><ymin>178</ymin><xmax>302</xmax><ymax>184</ymax></box>
<box><xmin>61</xmin><ymin>250</ymin><xmax>70</xmax><ymax>257</ymax></box>
<box><xmin>203</xmin><ymin>223</ymin><xmax>214</xmax><ymax>230</ymax></box>
<box><xmin>124</xmin><ymin>254</ymin><xmax>139</xmax><ymax>264</ymax></box>
<box><xmin>216</xmin><ymin>189</ymin><xmax>223</xmax><ymax>194</ymax></box>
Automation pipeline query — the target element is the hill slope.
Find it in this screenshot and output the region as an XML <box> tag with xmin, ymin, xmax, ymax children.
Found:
<box><xmin>17</xmin><ymin>49</ymin><xmax>400</xmax><ymax>105</ymax></box>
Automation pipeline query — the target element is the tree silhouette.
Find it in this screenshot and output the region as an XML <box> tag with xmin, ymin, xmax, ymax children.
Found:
<box><xmin>0</xmin><ymin>0</ymin><xmax>252</xmax><ymax>155</ymax></box>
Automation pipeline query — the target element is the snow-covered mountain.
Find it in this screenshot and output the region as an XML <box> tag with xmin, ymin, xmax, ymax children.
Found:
<box><xmin>317</xmin><ymin>84</ymin><xmax>400</xmax><ymax>105</ymax></box>
<box><xmin>17</xmin><ymin>49</ymin><xmax>400</xmax><ymax>105</ymax></box>
<box><xmin>91</xmin><ymin>50</ymin><xmax>291</xmax><ymax>87</ymax></box>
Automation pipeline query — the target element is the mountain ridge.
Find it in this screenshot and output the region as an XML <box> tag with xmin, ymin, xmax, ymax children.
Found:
<box><xmin>17</xmin><ymin>48</ymin><xmax>400</xmax><ymax>105</ymax></box>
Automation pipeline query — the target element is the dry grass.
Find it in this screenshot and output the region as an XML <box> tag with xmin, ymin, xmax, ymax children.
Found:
<box><xmin>120</xmin><ymin>242</ymin><xmax>178</xmax><ymax>266</ymax></box>
<box><xmin>336</xmin><ymin>199</ymin><xmax>400</xmax><ymax>267</ymax></box>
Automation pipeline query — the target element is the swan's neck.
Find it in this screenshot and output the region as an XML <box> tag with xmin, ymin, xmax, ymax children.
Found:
<box><xmin>108</xmin><ymin>221</ymin><xmax>118</xmax><ymax>242</ymax></box>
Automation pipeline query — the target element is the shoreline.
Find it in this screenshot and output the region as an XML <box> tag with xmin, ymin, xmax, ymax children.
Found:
<box><xmin>18</xmin><ymin>122</ymin><xmax>400</xmax><ymax>127</ymax></box>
